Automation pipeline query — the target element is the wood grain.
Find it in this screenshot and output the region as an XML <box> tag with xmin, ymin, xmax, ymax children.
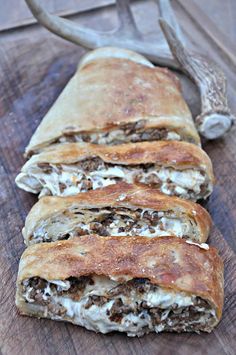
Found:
<box><xmin>177</xmin><ymin>0</ymin><xmax>236</xmax><ymax>67</ymax></box>
<box><xmin>0</xmin><ymin>1</ymin><xmax>235</xmax><ymax>354</ymax></box>
<box><xmin>0</xmin><ymin>0</ymin><xmax>116</xmax><ymax>32</ymax></box>
<box><xmin>193</xmin><ymin>0</ymin><xmax>236</xmax><ymax>42</ymax></box>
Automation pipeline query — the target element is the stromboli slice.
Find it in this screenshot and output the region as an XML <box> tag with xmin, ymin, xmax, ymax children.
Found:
<box><xmin>25</xmin><ymin>47</ymin><xmax>200</xmax><ymax>156</ymax></box>
<box><xmin>22</xmin><ymin>183</ymin><xmax>211</xmax><ymax>245</ymax></box>
<box><xmin>16</xmin><ymin>235</ymin><xmax>224</xmax><ymax>336</ymax></box>
<box><xmin>16</xmin><ymin>141</ymin><xmax>214</xmax><ymax>201</ymax></box>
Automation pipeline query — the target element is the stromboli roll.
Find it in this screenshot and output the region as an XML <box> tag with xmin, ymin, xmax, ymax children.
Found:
<box><xmin>16</xmin><ymin>235</ymin><xmax>224</xmax><ymax>336</ymax></box>
<box><xmin>25</xmin><ymin>47</ymin><xmax>200</xmax><ymax>156</ymax></box>
<box><xmin>16</xmin><ymin>141</ymin><xmax>214</xmax><ymax>201</ymax></box>
<box><xmin>22</xmin><ymin>183</ymin><xmax>211</xmax><ymax>245</ymax></box>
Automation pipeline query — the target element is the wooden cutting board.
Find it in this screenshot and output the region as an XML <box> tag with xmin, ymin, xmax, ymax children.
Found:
<box><xmin>0</xmin><ymin>1</ymin><xmax>235</xmax><ymax>354</ymax></box>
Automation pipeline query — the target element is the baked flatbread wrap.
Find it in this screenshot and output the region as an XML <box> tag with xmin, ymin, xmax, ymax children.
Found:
<box><xmin>22</xmin><ymin>183</ymin><xmax>211</xmax><ymax>245</ymax></box>
<box><xmin>16</xmin><ymin>141</ymin><xmax>214</xmax><ymax>201</ymax></box>
<box><xmin>15</xmin><ymin>235</ymin><xmax>224</xmax><ymax>336</ymax></box>
<box><xmin>25</xmin><ymin>47</ymin><xmax>200</xmax><ymax>156</ymax></box>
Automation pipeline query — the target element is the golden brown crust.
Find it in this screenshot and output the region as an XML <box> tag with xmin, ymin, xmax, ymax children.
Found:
<box><xmin>16</xmin><ymin>235</ymin><xmax>224</xmax><ymax>319</ymax></box>
<box><xmin>21</xmin><ymin>141</ymin><xmax>214</xmax><ymax>182</ymax></box>
<box><xmin>23</xmin><ymin>182</ymin><xmax>212</xmax><ymax>243</ymax></box>
<box><xmin>25</xmin><ymin>54</ymin><xmax>200</xmax><ymax>154</ymax></box>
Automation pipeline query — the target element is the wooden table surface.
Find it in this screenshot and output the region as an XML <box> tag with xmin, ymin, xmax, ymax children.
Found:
<box><xmin>0</xmin><ymin>1</ymin><xmax>236</xmax><ymax>354</ymax></box>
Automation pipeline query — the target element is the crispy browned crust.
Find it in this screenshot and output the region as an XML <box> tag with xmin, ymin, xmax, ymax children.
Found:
<box><xmin>23</xmin><ymin>182</ymin><xmax>212</xmax><ymax>244</ymax></box>
<box><xmin>25</xmin><ymin>53</ymin><xmax>200</xmax><ymax>154</ymax></box>
<box><xmin>16</xmin><ymin>235</ymin><xmax>224</xmax><ymax>320</ymax></box>
<box><xmin>20</xmin><ymin>141</ymin><xmax>214</xmax><ymax>182</ymax></box>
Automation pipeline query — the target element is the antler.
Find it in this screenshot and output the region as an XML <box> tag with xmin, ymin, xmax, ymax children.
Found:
<box><xmin>159</xmin><ymin>19</ymin><xmax>234</xmax><ymax>139</ymax></box>
<box><xmin>25</xmin><ymin>0</ymin><xmax>234</xmax><ymax>139</ymax></box>
<box><xmin>25</xmin><ymin>0</ymin><xmax>178</xmax><ymax>68</ymax></box>
<box><xmin>158</xmin><ymin>0</ymin><xmax>186</xmax><ymax>46</ymax></box>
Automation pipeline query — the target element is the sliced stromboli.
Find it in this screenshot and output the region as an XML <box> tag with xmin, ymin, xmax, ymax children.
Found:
<box><xmin>16</xmin><ymin>141</ymin><xmax>214</xmax><ymax>201</ymax></box>
<box><xmin>25</xmin><ymin>47</ymin><xmax>200</xmax><ymax>156</ymax></box>
<box><xmin>22</xmin><ymin>183</ymin><xmax>211</xmax><ymax>245</ymax></box>
<box><xmin>16</xmin><ymin>235</ymin><xmax>224</xmax><ymax>336</ymax></box>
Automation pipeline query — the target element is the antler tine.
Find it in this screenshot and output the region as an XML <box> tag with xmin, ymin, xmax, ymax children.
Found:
<box><xmin>160</xmin><ymin>18</ymin><xmax>234</xmax><ymax>139</ymax></box>
<box><xmin>116</xmin><ymin>0</ymin><xmax>141</xmax><ymax>37</ymax></box>
<box><xmin>25</xmin><ymin>0</ymin><xmax>179</xmax><ymax>68</ymax></box>
<box><xmin>157</xmin><ymin>0</ymin><xmax>186</xmax><ymax>45</ymax></box>
<box><xmin>25</xmin><ymin>0</ymin><xmax>113</xmax><ymax>48</ymax></box>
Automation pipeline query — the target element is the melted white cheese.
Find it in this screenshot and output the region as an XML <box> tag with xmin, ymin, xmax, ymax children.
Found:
<box><xmin>166</xmin><ymin>132</ymin><xmax>181</xmax><ymax>140</ymax></box>
<box><xmin>161</xmin><ymin>217</ymin><xmax>192</xmax><ymax>238</ymax></box>
<box><xmin>52</xmin><ymin>278</ymin><xmax>195</xmax><ymax>336</ymax></box>
<box><xmin>50</xmin><ymin>280</ymin><xmax>71</xmax><ymax>291</ymax></box>
<box><xmin>32</xmin><ymin>208</ymin><xmax>198</xmax><ymax>245</ymax></box>
<box><xmin>140</xmin><ymin>168</ymin><xmax>206</xmax><ymax>198</ymax></box>
<box><xmin>59</xmin><ymin>129</ymin><xmax>180</xmax><ymax>145</ymax></box>
<box><xmin>16</xmin><ymin>162</ymin><xmax>210</xmax><ymax>201</ymax></box>
<box><xmin>58</xmin><ymin>297</ymin><xmax>117</xmax><ymax>333</ymax></box>
<box><xmin>144</xmin><ymin>289</ymin><xmax>194</xmax><ymax>308</ymax></box>
<box><xmin>79</xmin><ymin>213</ymin><xmax>194</xmax><ymax>239</ymax></box>
<box><xmin>185</xmin><ymin>240</ymin><xmax>209</xmax><ymax>250</ymax></box>
<box><xmin>89</xmin><ymin>176</ymin><xmax>116</xmax><ymax>190</ymax></box>
<box><xmin>15</xmin><ymin>173</ymin><xmax>41</xmax><ymax>193</ymax></box>
<box><xmin>90</xmin><ymin>167</ymin><xmax>125</xmax><ymax>178</ymax></box>
<box><xmin>24</xmin><ymin>287</ymin><xmax>35</xmax><ymax>302</ymax></box>
<box><xmin>23</xmin><ymin>276</ymin><xmax>216</xmax><ymax>336</ymax></box>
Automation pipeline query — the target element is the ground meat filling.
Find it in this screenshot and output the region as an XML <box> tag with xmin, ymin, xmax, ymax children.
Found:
<box><xmin>57</xmin><ymin>121</ymin><xmax>184</xmax><ymax>145</ymax></box>
<box><xmin>30</xmin><ymin>207</ymin><xmax>199</xmax><ymax>244</ymax></box>
<box><xmin>19</xmin><ymin>155</ymin><xmax>211</xmax><ymax>200</ymax></box>
<box><xmin>21</xmin><ymin>276</ymin><xmax>216</xmax><ymax>336</ymax></box>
